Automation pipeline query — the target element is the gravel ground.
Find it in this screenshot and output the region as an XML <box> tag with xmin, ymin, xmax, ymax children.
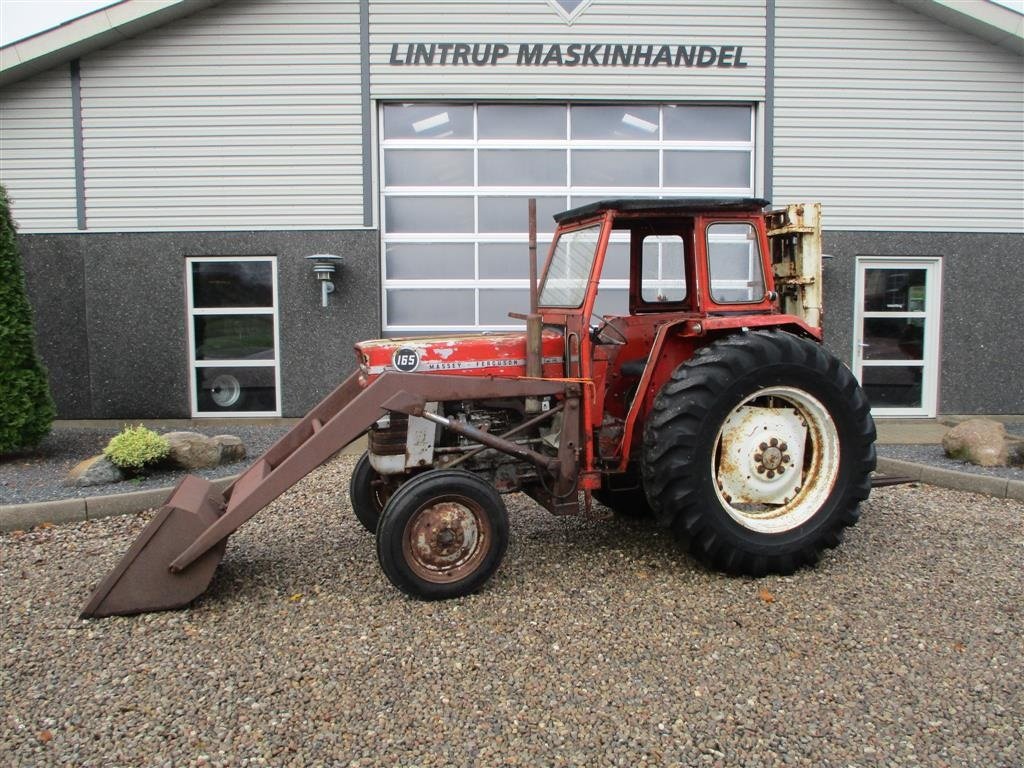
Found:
<box><xmin>2</xmin><ymin>454</ymin><xmax>1021</xmax><ymax>767</ymax></box>
<box><xmin>878</xmin><ymin>444</ymin><xmax>1024</xmax><ymax>481</ymax></box>
<box><xmin>0</xmin><ymin>426</ymin><xmax>291</xmax><ymax>505</ymax></box>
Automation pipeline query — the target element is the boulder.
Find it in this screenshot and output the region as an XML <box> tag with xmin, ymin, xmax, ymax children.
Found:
<box><xmin>941</xmin><ymin>419</ymin><xmax>1008</xmax><ymax>467</ymax></box>
<box><xmin>64</xmin><ymin>455</ymin><xmax>125</xmax><ymax>487</ymax></box>
<box><xmin>164</xmin><ymin>431</ymin><xmax>222</xmax><ymax>469</ymax></box>
<box><xmin>212</xmin><ymin>434</ymin><xmax>247</xmax><ymax>464</ymax></box>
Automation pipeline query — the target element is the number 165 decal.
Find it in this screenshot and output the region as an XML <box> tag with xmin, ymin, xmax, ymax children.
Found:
<box><xmin>392</xmin><ymin>347</ymin><xmax>420</xmax><ymax>372</ymax></box>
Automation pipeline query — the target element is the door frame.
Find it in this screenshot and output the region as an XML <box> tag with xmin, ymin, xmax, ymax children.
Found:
<box><xmin>853</xmin><ymin>256</ymin><xmax>942</xmax><ymax>418</ymax></box>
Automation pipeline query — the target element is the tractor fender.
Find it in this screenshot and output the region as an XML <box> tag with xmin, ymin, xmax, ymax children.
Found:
<box><xmin>616</xmin><ymin>315</ymin><xmax>820</xmax><ymax>471</ymax></box>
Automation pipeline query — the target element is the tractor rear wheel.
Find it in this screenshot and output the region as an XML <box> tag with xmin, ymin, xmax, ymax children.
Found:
<box><xmin>641</xmin><ymin>330</ymin><xmax>875</xmax><ymax>576</ymax></box>
<box><xmin>349</xmin><ymin>452</ymin><xmax>391</xmax><ymax>533</ymax></box>
<box><xmin>376</xmin><ymin>469</ymin><xmax>509</xmax><ymax>600</ymax></box>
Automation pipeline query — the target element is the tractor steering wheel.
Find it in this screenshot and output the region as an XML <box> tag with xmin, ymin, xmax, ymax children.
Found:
<box><xmin>590</xmin><ymin>315</ymin><xmax>628</xmax><ymax>346</ymax></box>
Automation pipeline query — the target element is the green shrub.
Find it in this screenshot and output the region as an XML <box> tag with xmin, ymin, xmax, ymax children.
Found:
<box><xmin>104</xmin><ymin>425</ymin><xmax>170</xmax><ymax>471</ymax></box>
<box><xmin>0</xmin><ymin>184</ymin><xmax>56</xmax><ymax>454</ymax></box>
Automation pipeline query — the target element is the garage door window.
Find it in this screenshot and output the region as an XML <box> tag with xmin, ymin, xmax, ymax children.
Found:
<box><xmin>381</xmin><ymin>102</ymin><xmax>755</xmax><ymax>332</ymax></box>
<box><xmin>187</xmin><ymin>257</ymin><xmax>280</xmax><ymax>416</ymax></box>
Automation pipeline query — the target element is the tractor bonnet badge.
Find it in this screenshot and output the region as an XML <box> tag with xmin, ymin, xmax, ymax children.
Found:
<box><xmin>392</xmin><ymin>347</ymin><xmax>420</xmax><ymax>372</ymax></box>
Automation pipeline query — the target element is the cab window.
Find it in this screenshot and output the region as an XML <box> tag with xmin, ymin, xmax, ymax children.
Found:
<box><xmin>707</xmin><ymin>222</ymin><xmax>765</xmax><ymax>303</ymax></box>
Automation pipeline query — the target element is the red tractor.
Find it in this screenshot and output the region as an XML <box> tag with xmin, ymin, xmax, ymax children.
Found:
<box><xmin>83</xmin><ymin>198</ymin><xmax>875</xmax><ymax>617</ymax></box>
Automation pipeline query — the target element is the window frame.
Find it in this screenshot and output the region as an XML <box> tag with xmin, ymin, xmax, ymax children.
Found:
<box><xmin>380</xmin><ymin>102</ymin><xmax>757</xmax><ymax>332</ymax></box>
<box><xmin>186</xmin><ymin>255</ymin><xmax>282</xmax><ymax>418</ymax></box>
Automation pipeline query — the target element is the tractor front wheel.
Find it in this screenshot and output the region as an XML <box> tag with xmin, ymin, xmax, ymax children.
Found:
<box><xmin>641</xmin><ymin>330</ymin><xmax>875</xmax><ymax>576</ymax></box>
<box><xmin>349</xmin><ymin>452</ymin><xmax>391</xmax><ymax>533</ymax></box>
<box><xmin>376</xmin><ymin>469</ymin><xmax>510</xmax><ymax>599</ymax></box>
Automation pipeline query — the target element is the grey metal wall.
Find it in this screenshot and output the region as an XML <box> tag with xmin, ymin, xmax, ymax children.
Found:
<box><xmin>370</xmin><ymin>0</ymin><xmax>766</xmax><ymax>100</ymax></box>
<box><xmin>774</xmin><ymin>0</ymin><xmax>1024</xmax><ymax>232</ymax></box>
<box><xmin>18</xmin><ymin>230</ymin><xmax>380</xmax><ymax>419</ymax></box>
<box><xmin>822</xmin><ymin>230</ymin><xmax>1024</xmax><ymax>415</ymax></box>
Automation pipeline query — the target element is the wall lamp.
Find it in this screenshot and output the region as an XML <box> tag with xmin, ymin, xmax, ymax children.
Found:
<box><xmin>305</xmin><ymin>254</ymin><xmax>344</xmax><ymax>307</ymax></box>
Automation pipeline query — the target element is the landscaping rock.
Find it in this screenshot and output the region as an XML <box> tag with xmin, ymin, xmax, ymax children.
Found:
<box><xmin>212</xmin><ymin>434</ymin><xmax>246</xmax><ymax>464</ymax></box>
<box><xmin>64</xmin><ymin>455</ymin><xmax>125</xmax><ymax>487</ymax></box>
<box><xmin>942</xmin><ymin>419</ymin><xmax>1008</xmax><ymax>467</ymax></box>
<box><xmin>163</xmin><ymin>431</ymin><xmax>222</xmax><ymax>469</ymax></box>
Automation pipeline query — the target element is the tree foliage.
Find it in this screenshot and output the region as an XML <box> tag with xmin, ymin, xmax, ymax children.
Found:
<box><xmin>0</xmin><ymin>185</ymin><xmax>56</xmax><ymax>453</ymax></box>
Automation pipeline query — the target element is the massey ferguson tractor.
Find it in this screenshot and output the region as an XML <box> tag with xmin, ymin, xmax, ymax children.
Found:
<box><xmin>83</xmin><ymin>198</ymin><xmax>876</xmax><ymax>617</ymax></box>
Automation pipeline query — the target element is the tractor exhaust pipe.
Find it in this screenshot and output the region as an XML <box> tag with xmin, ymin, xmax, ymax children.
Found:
<box><xmin>526</xmin><ymin>197</ymin><xmax>543</xmax><ymax>413</ymax></box>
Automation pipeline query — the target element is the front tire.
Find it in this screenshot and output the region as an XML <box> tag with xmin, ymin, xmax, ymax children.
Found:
<box><xmin>349</xmin><ymin>452</ymin><xmax>390</xmax><ymax>533</ymax></box>
<box><xmin>376</xmin><ymin>469</ymin><xmax>510</xmax><ymax>600</ymax></box>
<box><xmin>641</xmin><ymin>330</ymin><xmax>875</xmax><ymax>576</ymax></box>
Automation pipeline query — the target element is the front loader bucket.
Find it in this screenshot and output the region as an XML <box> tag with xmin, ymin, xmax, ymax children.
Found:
<box><xmin>80</xmin><ymin>475</ymin><xmax>227</xmax><ymax>618</ymax></box>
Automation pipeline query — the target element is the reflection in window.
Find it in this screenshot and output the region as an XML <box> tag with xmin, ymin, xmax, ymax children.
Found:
<box><xmin>189</xmin><ymin>258</ymin><xmax>278</xmax><ymax>415</ymax></box>
<box><xmin>539</xmin><ymin>225</ymin><xmax>601</xmax><ymax>308</ymax></box>
<box><xmin>707</xmin><ymin>223</ymin><xmax>765</xmax><ymax>303</ymax></box>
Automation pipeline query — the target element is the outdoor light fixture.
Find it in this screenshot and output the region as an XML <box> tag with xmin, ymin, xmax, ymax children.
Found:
<box><xmin>305</xmin><ymin>253</ymin><xmax>344</xmax><ymax>307</ymax></box>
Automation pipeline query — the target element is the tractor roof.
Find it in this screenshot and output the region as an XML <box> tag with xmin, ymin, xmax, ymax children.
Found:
<box><xmin>553</xmin><ymin>197</ymin><xmax>771</xmax><ymax>224</ymax></box>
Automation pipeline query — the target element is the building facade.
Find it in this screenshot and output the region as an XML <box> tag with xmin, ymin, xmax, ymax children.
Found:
<box><xmin>1</xmin><ymin>0</ymin><xmax>1022</xmax><ymax>419</ymax></box>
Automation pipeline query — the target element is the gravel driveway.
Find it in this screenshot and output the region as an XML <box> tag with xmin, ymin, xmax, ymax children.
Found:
<box><xmin>2</xmin><ymin>454</ymin><xmax>1021</xmax><ymax>767</ymax></box>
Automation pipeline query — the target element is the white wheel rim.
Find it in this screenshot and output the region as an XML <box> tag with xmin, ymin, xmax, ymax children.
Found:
<box><xmin>712</xmin><ymin>386</ymin><xmax>840</xmax><ymax>534</ymax></box>
<box><xmin>210</xmin><ymin>374</ymin><xmax>242</xmax><ymax>407</ymax></box>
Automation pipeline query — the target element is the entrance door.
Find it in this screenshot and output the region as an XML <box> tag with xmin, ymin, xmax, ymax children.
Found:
<box><xmin>853</xmin><ymin>257</ymin><xmax>942</xmax><ymax>417</ymax></box>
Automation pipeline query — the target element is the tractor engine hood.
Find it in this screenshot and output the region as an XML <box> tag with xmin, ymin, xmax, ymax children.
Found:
<box><xmin>356</xmin><ymin>331</ymin><xmax>565</xmax><ymax>378</ymax></box>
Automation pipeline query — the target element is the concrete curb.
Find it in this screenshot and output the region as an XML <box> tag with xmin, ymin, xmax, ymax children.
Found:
<box><xmin>0</xmin><ymin>475</ymin><xmax>238</xmax><ymax>533</ymax></box>
<box><xmin>876</xmin><ymin>457</ymin><xmax>1024</xmax><ymax>501</ymax></box>
<box><xmin>3</xmin><ymin>457</ymin><xmax>1020</xmax><ymax>533</ymax></box>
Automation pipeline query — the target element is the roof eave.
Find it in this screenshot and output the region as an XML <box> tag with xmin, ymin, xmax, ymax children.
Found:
<box><xmin>892</xmin><ymin>0</ymin><xmax>1024</xmax><ymax>56</ymax></box>
<box><xmin>0</xmin><ymin>0</ymin><xmax>224</xmax><ymax>87</ymax></box>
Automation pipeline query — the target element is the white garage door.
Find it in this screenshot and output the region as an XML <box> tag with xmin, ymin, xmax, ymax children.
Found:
<box><xmin>380</xmin><ymin>102</ymin><xmax>755</xmax><ymax>332</ymax></box>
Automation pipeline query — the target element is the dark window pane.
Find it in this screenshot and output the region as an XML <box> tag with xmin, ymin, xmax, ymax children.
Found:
<box><xmin>861</xmin><ymin>366</ymin><xmax>923</xmax><ymax>408</ymax></box>
<box><xmin>863</xmin><ymin>318</ymin><xmax>925</xmax><ymax>361</ymax></box>
<box><xmin>194</xmin><ymin>316</ymin><xmax>274</xmax><ymax>361</ymax></box>
<box><xmin>196</xmin><ymin>366</ymin><xmax>276</xmax><ymax>413</ymax></box>
<box><xmin>192</xmin><ymin>261</ymin><xmax>272</xmax><ymax>308</ymax></box>
<box><xmin>863</xmin><ymin>269</ymin><xmax>928</xmax><ymax>312</ymax></box>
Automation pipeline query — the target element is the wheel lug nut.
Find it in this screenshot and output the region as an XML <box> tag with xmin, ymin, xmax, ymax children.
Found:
<box><xmin>756</xmin><ymin>466</ymin><xmax>766</xmax><ymax>474</ymax></box>
<box><xmin>754</xmin><ymin>453</ymin><xmax>763</xmax><ymax>463</ymax></box>
<box><xmin>759</xmin><ymin>442</ymin><xmax>768</xmax><ymax>451</ymax></box>
<box><xmin>769</xmin><ymin>438</ymin><xmax>779</xmax><ymax>447</ymax></box>
<box><xmin>766</xmin><ymin>470</ymin><xmax>775</xmax><ymax>479</ymax></box>
<box><xmin>782</xmin><ymin>454</ymin><xmax>791</xmax><ymax>463</ymax></box>
<box><xmin>780</xmin><ymin>442</ymin><xmax>788</xmax><ymax>452</ymax></box>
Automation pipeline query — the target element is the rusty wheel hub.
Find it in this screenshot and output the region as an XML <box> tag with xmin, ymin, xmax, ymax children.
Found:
<box><xmin>403</xmin><ymin>499</ymin><xmax>490</xmax><ymax>583</ymax></box>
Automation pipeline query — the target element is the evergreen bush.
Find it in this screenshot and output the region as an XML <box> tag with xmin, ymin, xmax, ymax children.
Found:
<box><xmin>0</xmin><ymin>184</ymin><xmax>56</xmax><ymax>454</ymax></box>
<box><xmin>104</xmin><ymin>425</ymin><xmax>170</xmax><ymax>471</ymax></box>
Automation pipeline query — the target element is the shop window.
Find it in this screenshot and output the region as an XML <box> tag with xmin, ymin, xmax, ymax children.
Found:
<box><xmin>187</xmin><ymin>257</ymin><xmax>280</xmax><ymax>416</ymax></box>
<box><xmin>381</xmin><ymin>102</ymin><xmax>755</xmax><ymax>332</ymax></box>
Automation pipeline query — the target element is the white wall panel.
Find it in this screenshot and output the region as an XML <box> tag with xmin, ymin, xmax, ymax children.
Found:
<box><xmin>370</xmin><ymin>0</ymin><xmax>766</xmax><ymax>101</ymax></box>
<box><xmin>774</xmin><ymin>0</ymin><xmax>1024</xmax><ymax>232</ymax></box>
<box><xmin>0</xmin><ymin>67</ymin><xmax>78</xmax><ymax>232</ymax></box>
<box><xmin>80</xmin><ymin>0</ymin><xmax>364</xmax><ymax>231</ymax></box>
